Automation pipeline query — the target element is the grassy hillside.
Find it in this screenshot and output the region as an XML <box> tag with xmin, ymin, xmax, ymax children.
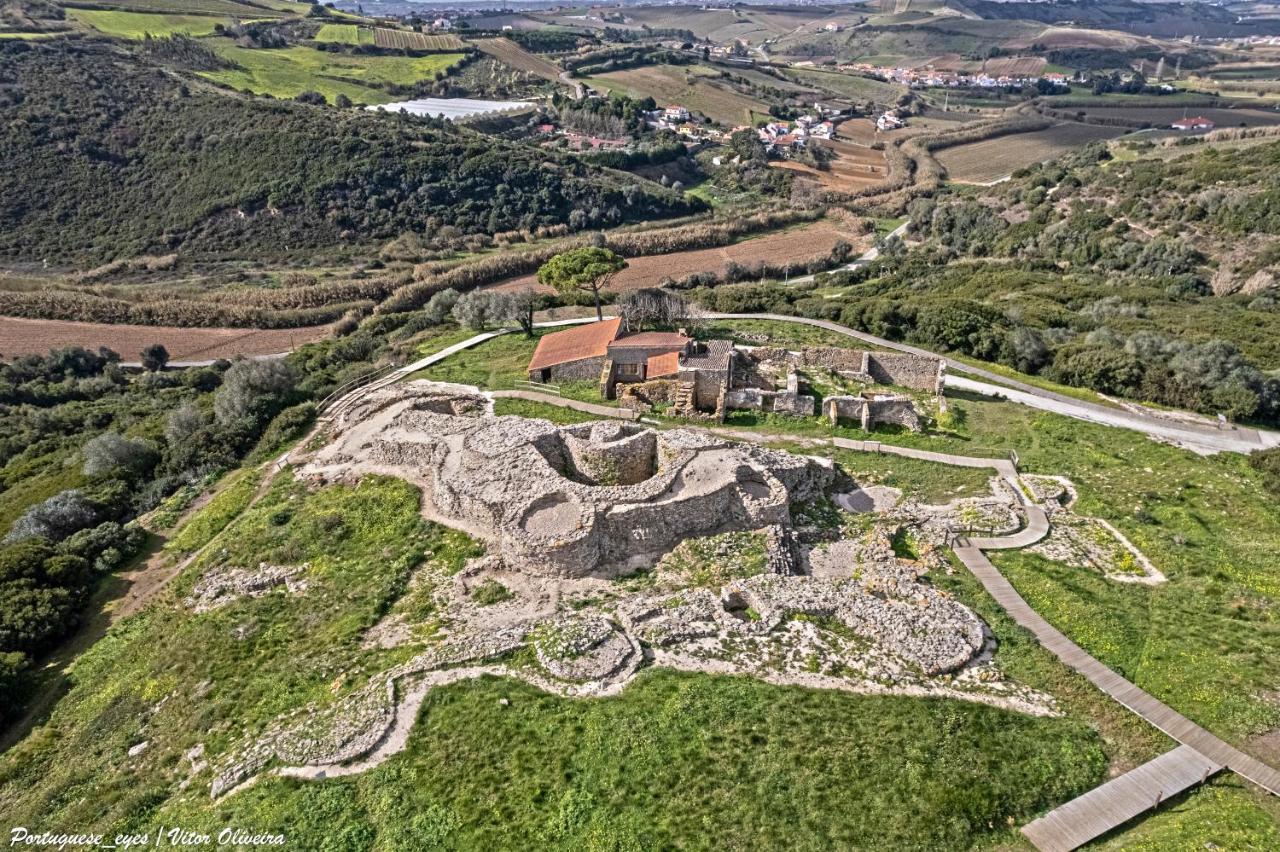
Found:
<box><xmin>67</xmin><ymin>8</ymin><xmax>237</xmax><ymax>38</ymax></box>
<box><xmin>0</xmin><ymin>41</ymin><xmax>695</xmax><ymax>264</ymax></box>
<box><xmin>201</xmin><ymin>41</ymin><xmax>463</xmax><ymax>102</ymax></box>
<box><xmin>583</xmin><ymin>63</ymin><xmax>769</xmax><ymax>127</ymax></box>
<box><xmin>0</xmin><ymin>466</ymin><xmax>1110</xmax><ymax>847</ymax></box>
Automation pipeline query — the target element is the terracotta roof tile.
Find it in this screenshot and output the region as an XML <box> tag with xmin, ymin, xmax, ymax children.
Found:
<box><xmin>527</xmin><ymin>318</ymin><xmax>622</xmax><ymax>372</ymax></box>
<box><xmin>646</xmin><ymin>352</ymin><xmax>680</xmax><ymax>378</ymax></box>
<box><xmin>608</xmin><ymin>332</ymin><xmax>690</xmax><ymax>349</ymax></box>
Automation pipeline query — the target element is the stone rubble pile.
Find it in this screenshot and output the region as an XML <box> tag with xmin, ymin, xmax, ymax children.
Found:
<box><xmin>185</xmin><ymin>563</ymin><xmax>309</xmax><ymax>613</ymax></box>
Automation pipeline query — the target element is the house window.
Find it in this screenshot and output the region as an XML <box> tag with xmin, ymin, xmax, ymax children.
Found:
<box><xmin>618</xmin><ymin>363</ymin><xmax>643</xmax><ymax>378</ymax></box>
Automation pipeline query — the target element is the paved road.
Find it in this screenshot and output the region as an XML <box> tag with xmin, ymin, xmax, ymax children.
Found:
<box><xmin>786</xmin><ymin>220</ymin><xmax>910</xmax><ymax>285</ymax></box>
<box><xmin>707</xmin><ymin>313</ymin><xmax>1280</xmax><ymax>454</ymax></box>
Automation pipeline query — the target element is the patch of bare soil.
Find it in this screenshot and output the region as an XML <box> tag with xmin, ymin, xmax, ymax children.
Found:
<box><xmin>0</xmin><ymin>316</ymin><xmax>332</xmax><ymax>362</ymax></box>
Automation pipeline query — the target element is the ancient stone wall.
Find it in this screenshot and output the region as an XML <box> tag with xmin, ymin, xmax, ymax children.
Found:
<box><xmin>692</xmin><ymin>368</ymin><xmax>729</xmax><ymax>410</ymax></box>
<box><xmin>562</xmin><ymin>422</ymin><xmax>658</xmax><ymax>486</ymax></box>
<box><xmin>824</xmin><ymin>395</ymin><xmax>867</xmax><ymax>427</ymax></box>
<box><xmin>617</xmin><ymin>379</ymin><xmax>678</xmax><ymax>411</ymax></box>
<box><xmin>866</xmin><ymin>397</ymin><xmax>922</xmax><ymax>432</ymax></box>
<box><xmin>866</xmin><ymin>352</ymin><xmax>944</xmax><ymax>393</ymax></box>
<box><xmin>306</xmin><ymin>386</ymin><xmax>834</xmax><ymax>578</ymax></box>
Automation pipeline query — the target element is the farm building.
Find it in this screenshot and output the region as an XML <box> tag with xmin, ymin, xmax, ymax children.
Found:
<box><xmin>1172</xmin><ymin>116</ymin><xmax>1215</xmax><ymax>130</ymax></box>
<box><xmin>527</xmin><ymin>320</ymin><xmax>691</xmax><ymax>391</ymax></box>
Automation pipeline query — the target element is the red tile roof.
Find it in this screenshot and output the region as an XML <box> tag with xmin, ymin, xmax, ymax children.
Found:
<box><xmin>527</xmin><ymin>319</ymin><xmax>623</xmax><ymax>371</ymax></box>
<box><xmin>646</xmin><ymin>352</ymin><xmax>680</xmax><ymax>378</ymax></box>
<box><xmin>607</xmin><ymin>332</ymin><xmax>690</xmax><ymax>349</ymax></box>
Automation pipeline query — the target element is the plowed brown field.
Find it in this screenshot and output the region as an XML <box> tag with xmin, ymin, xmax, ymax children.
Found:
<box><xmin>488</xmin><ymin>220</ymin><xmax>871</xmax><ymax>295</ymax></box>
<box><xmin>773</xmin><ymin>137</ymin><xmax>888</xmax><ymax>192</ymax></box>
<box><xmin>0</xmin><ymin>317</ymin><xmax>331</xmax><ymax>363</ymax></box>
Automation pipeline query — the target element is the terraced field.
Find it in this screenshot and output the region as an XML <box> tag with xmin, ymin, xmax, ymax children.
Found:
<box><xmin>773</xmin><ymin>137</ymin><xmax>889</xmax><ymax>193</ymax></box>
<box><xmin>1073</xmin><ymin>106</ymin><xmax>1280</xmax><ymax>130</ymax></box>
<box><xmin>781</xmin><ymin>67</ymin><xmax>908</xmax><ymax>106</ymax></box>
<box><xmin>64</xmin><ymin>0</ymin><xmax>287</xmax><ymax>15</ymax></box>
<box><xmin>489</xmin><ymin>219</ymin><xmax>872</xmax><ymax>295</ymax></box>
<box><xmin>937</xmin><ymin>122</ymin><xmax>1125</xmax><ymax>183</ymax></box>
<box><xmin>583</xmin><ymin>64</ymin><xmax>769</xmax><ymax>126</ymax></box>
<box><xmin>472</xmin><ymin>37</ymin><xmax>562</xmax><ymax>81</ymax></box>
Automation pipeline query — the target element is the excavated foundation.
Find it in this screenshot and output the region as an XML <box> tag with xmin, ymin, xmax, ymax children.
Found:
<box><xmin>301</xmin><ymin>383</ymin><xmax>834</xmax><ymax>577</ymax></box>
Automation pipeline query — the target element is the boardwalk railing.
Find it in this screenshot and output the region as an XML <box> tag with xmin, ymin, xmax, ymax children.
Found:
<box><xmin>317</xmin><ymin>363</ymin><xmax>398</xmax><ymax>415</ymax></box>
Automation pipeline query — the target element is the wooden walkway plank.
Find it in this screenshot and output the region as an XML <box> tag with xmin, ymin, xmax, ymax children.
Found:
<box><xmin>953</xmin><ymin>544</ymin><xmax>1280</xmax><ymax>798</ymax></box>
<box><xmin>1021</xmin><ymin>745</ymin><xmax>1223</xmax><ymax>852</ymax></box>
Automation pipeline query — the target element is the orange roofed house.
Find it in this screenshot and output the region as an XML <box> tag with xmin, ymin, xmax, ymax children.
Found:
<box><xmin>527</xmin><ymin>319</ymin><xmax>691</xmax><ymax>397</ymax></box>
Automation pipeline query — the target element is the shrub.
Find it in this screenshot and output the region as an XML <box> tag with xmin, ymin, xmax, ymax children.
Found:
<box><xmin>140</xmin><ymin>343</ymin><xmax>169</xmax><ymax>372</ymax></box>
<box><xmin>214</xmin><ymin>359</ymin><xmax>297</xmax><ymax>428</ymax></box>
<box><xmin>6</xmin><ymin>490</ymin><xmax>99</xmax><ymax>544</ymax></box>
<box><xmin>81</xmin><ymin>433</ymin><xmax>159</xmax><ymax>478</ymax></box>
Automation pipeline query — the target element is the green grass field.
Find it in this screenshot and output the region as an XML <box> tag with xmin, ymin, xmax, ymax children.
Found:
<box><xmin>313</xmin><ymin>23</ymin><xmax>372</xmax><ymax>45</ymax></box>
<box><xmin>0</xmin><ymin>469</ymin><xmax>1114</xmax><ymax>847</ymax></box>
<box><xmin>201</xmin><ymin>42</ymin><xmax>464</xmax><ymax>104</ymax></box>
<box><xmin>68</xmin><ymin>9</ymin><xmax>239</xmax><ymax>38</ymax></box>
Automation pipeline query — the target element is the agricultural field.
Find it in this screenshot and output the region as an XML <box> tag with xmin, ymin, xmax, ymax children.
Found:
<box><xmin>472</xmin><ymin>37</ymin><xmax>562</xmax><ymax>81</ymax></box>
<box><xmin>201</xmin><ymin>42</ymin><xmax>465</xmax><ymax>103</ymax></box>
<box><xmin>67</xmin><ymin>9</ymin><xmax>236</xmax><ymax>38</ymax></box>
<box><xmin>1069</xmin><ymin>105</ymin><xmax>1280</xmax><ymax>130</ymax></box>
<box><xmin>313</xmin><ymin>23</ymin><xmax>372</xmax><ymax>45</ymax></box>
<box><xmin>936</xmin><ymin>122</ymin><xmax>1126</xmax><ymax>183</ymax></box>
<box><xmin>773</xmin><ymin>137</ymin><xmax>889</xmax><ymax>193</ymax></box>
<box><xmin>0</xmin><ymin>316</ymin><xmax>332</xmax><ymax>362</ymax></box>
<box><xmin>63</xmin><ymin>0</ymin><xmax>289</xmax><ymax>15</ymax></box>
<box><xmin>780</xmin><ymin>66</ymin><xmax>907</xmax><ymax>106</ymax></box>
<box><xmin>372</xmin><ymin>28</ymin><xmax>465</xmax><ymax>51</ymax></box>
<box><xmin>582</xmin><ymin>64</ymin><xmax>769</xmax><ymax>127</ymax></box>
<box><xmin>489</xmin><ymin>219</ymin><xmax>872</xmax><ymax>295</ymax></box>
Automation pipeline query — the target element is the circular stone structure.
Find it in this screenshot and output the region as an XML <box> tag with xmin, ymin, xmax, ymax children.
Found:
<box><xmin>303</xmin><ymin>384</ymin><xmax>835</xmax><ymax>577</ymax></box>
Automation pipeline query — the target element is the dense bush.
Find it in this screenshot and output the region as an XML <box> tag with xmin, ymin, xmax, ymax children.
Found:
<box><xmin>0</xmin><ymin>42</ymin><xmax>697</xmax><ymax>265</ymax></box>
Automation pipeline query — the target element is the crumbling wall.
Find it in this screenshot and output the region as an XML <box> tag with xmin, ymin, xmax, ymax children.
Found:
<box><xmin>824</xmin><ymin>395</ymin><xmax>921</xmax><ymax>432</ymax></box>
<box><xmin>824</xmin><ymin>395</ymin><xmax>867</xmax><ymax>427</ymax></box>
<box><xmin>305</xmin><ymin>387</ymin><xmax>835</xmax><ymax>578</ymax></box>
<box><xmin>562</xmin><ymin>422</ymin><xmax>657</xmax><ymax>486</ymax></box>
<box><xmin>617</xmin><ymin>379</ymin><xmax>678</xmax><ymax>411</ymax></box>
<box><xmin>866</xmin><ymin>397</ymin><xmax>922</xmax><ymax>432</ymax></box>
<box><xmin>691</xmin><ymin>367</ymin><xmax>729</xmax><ymax>410</ymax></box>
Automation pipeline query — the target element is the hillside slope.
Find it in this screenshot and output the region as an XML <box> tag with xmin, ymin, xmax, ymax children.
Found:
<box><xmin>0</xmin><ymin>41</ymin><xmax>695</xmax><ymax>265</ymax></box>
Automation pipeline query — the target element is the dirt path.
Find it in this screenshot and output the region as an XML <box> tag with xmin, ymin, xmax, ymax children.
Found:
<box><xmin>0</xmin><ymin>477</ymin><xmax>255</xmax><ymax>751</ymax></box>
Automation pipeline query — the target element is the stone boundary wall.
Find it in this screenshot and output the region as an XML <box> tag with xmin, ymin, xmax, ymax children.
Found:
<box><xmin>866</xmin><ymin>352</ymin><xmax>944</xmax><ymax>393</ymax></box>
<box><xmin>739</xmin><ymin>347</ymin><xmax>943</xmax><ymax>394</ymax></box>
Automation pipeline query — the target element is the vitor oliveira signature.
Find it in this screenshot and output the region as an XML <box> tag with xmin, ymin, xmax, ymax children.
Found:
<box><xmin>9</xmin><ymin>827</ymin><xmax>286</xmax><ymax>848</ymax></box>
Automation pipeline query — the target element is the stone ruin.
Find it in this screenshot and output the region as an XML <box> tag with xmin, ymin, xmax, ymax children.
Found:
<box><xmin>204</xmin><ymin>384</ymin><xmax>1069</xmax><ymax>799</ymax></box>
<box><xmin>301</xmin><ymin>384</ymin><xmax>834</xmax><ymax>577</ymax></box>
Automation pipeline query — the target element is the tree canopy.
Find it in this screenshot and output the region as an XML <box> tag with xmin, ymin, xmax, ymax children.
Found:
<box><xmin>537</xmin><ymin>247</ymin><xmax>628</xmax><ymax>321</ymax></box>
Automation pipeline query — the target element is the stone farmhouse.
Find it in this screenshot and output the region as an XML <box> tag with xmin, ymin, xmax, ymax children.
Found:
<box><xmin>527</xmin><ymin>321</ymin><xmax>945</xmax><ymax>431</ymax></box>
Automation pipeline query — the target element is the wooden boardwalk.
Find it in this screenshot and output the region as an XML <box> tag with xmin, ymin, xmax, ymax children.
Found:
<box><xmin>1021</xmin><ymin>745</ymin><xmax>1223</xmax><ymax>852</ymax></box>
